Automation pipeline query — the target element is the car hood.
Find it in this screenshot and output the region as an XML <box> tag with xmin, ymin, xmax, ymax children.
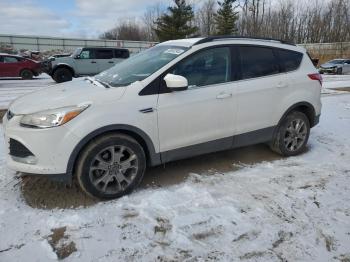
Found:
<box><xmin>9</xmin><ymin>78</ymin><xmax>127</xmax><ymax>115</ymax></box>
<box><xmin>52</xmin><ymin>56</ymin><xmax>74</xmax><ymax>65</ymax></box>
<box><xmin>320</xmin><ymin>63</ymin><xmax>340</xmax><ymax>68</ymax></box>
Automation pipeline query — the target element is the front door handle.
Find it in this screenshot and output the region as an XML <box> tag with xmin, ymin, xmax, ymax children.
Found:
<box><xmin>108</xmin><ymin>61</ymin><xmax>114</xmax><ymax>64</ymax></box>
<box><xmin>216</xmin><ymin>93</ymin><xmax>232</xmax><ymax>99</ymax></box>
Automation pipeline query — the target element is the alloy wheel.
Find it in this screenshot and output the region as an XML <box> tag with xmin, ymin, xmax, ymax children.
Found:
<box><xmin>89</xmin><ymin>145</ymin><xmax>139</xmax><ymax>194</ymax></box>
<box><xmin>283</xmin><ymin>119</ymin><xmax>308</xmax><ymax>152</ymax></box>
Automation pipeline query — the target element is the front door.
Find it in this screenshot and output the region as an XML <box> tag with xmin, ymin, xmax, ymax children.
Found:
<box><xmin>75</xmin><ymin>48</ymin><xmax>99</xmax><ymax>75</ymax></box>
<box><xmin>157</xmin><ymin>47</ymin><xmax>237</xmax><ymax>162</ymax></box>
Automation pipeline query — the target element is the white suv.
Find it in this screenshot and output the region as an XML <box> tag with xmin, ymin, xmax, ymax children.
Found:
<box><xmin>3</xmin><ymin>36</ymin><xmax>322</xmax><ymax>199</ymax></box>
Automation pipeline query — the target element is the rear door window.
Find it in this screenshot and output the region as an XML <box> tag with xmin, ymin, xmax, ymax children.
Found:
<box><xmin>0</xmin><ymin>56</ymin><xmax>3</xmax><ymax>62</ymax></box>
<box><xmin>3</xmin><ymin>56</ymin><xmax>19</xmax><ymax>63</ymax></box>
<box><xmin>239</xmin><ymin>46</ymin><xmax>280</xmax><ymax>80</ymax></box>
<box><xmin>96</xmin><ymin>49</ymin><xmax>113</xmax><ymax>59</ymax></box>
<box><xmin>277</xmin><ymin>49</ymin><xmax>303</xmax><ymax>72</ymax></box>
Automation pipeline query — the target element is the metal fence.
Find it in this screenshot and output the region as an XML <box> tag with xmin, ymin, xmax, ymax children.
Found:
<box><xmin>299</xmin><ymin>42</ymin><xmax>350</xmax><ymax>63</ymax></box>
<box><xmin>0</xmin><ymin>34</ymin><xmax>157</xmax><ymax>54</ymax></box>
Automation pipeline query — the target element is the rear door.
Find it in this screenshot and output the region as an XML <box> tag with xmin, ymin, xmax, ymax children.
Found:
<box><xmin>2</xmin><ymin>56</ymin><xmax>21</xmax><ymax>77</ymax></box>
<box><xmin>234</xmin><ymin>45</ymin><xmax>288</xmax><ymax>138</ymax></box>
<box><xmin>75</xmin><ymin>48</ymin><xmax>99</xmax><ymax>75</ymax></box>
<box><xmin>343</xmin><ymin>60</ymin><xmax>350</xmax><ymax>74</ymax></box>
<box><xmin>114</xmin><ymin>49</ymin><xmax>129</xmax><ymax>64</ymax></box>
<box><xmin>95</xmin><ymin>49</ymin><xmax>114</xmax><ymax>72</ymax></box>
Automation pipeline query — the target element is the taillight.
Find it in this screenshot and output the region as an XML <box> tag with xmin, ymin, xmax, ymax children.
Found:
<box><xmin>308</xmin><ymin>73</ymin><xmax>323</xmax><ymax>86</ymax></box>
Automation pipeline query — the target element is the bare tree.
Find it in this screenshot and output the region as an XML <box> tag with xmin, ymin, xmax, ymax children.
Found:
<box><xmin>195</xmin><ymin>0</ymin><xmax>217</xmax><ymax>36</ymax></box>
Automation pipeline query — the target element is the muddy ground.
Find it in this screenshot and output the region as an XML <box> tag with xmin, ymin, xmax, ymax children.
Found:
<box><xmin>20</xmin><ymin>144</ymin><xmax>280</xmax><ymax>209</ymax></box>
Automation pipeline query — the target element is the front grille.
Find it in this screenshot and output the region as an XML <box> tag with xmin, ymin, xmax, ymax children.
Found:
<box><xmin>6</xmin><ymin>110</ymin><xmax>14</xmax><ymax>120</ymax></box>
<box><xmin>9</xmin><ymin>138</ymin><xmax>34</xmax><ymax>158</ymax></box>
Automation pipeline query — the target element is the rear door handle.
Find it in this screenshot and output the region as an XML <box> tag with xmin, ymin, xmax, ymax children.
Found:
<box><xmin>216</xmin><ymin>93</ymin><xmax>232</xmax><ymax>99</ymax></box>
<box><xmin>108</xmin><ymin>61</ymin><xmax>114</xmax><ymax>64</ymax></box>
<box><xmin>91</xmin><ymin>61</ymin><xmax>97</xmax><ymax>64</ymax></box>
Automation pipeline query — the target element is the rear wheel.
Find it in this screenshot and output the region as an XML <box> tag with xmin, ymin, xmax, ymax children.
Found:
<box><xmin>270</xmin><ymin>111</ymin><xmax>310</xmax><ymax>156</ymax></box>
<box><xmin>76</xmin><ymin>134</ymin><xmax>146</xmax><ymax>199</ymax></box>
<box><xmin>53</xmin><ymin>68</ymin><xmax>73</xmax><ymax>83</ymax></box>
<box><xmin>20</xmin><ymin>69</ymin><xmax>33</xmax><ymax>80</ymax></box>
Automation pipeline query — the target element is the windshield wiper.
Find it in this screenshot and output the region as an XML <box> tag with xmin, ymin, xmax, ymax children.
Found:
<box><xmin>85</xmin><ymin>77</ymin><xmax>111</xmax><ymax>89</ymax></box>
<box><xmin>95</xmin><ymin>79</ymin><xmax>112</xmax><ymax>89</ymax></box>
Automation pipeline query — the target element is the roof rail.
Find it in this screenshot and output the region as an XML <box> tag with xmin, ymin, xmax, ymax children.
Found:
<box><xmin>194</xmin><ymin>36</ymin><xmax>296</xmax><ymax>46</ymax></box>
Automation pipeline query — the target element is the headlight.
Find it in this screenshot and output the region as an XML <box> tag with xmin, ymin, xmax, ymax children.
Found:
<box><xmin>20</xmin><ymin>105</ymin><xmax>89</xmax><ymax>128</ymax></box>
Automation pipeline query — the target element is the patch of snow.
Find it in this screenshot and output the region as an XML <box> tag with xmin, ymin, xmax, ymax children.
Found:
<box><xmin>0</xmin><ymin>95</ymin><xmax>350</xmax><ymax>261</ymax></box>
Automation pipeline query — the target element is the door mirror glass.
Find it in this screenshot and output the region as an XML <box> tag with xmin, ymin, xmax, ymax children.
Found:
<box><xmin>164</xmin><ymin>74</ymin><xmax>188</xmax><ymax>91</ymax></box>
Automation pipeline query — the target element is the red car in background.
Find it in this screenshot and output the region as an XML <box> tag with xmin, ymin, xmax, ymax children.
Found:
<box><xmin>0</xmin><ymin>53</ymin><xmax>42</xmax><ymax>79</ymax></box>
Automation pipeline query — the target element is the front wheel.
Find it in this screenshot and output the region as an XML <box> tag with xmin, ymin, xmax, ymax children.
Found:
<box><xmin>270</xmin><ymin>111</ymin><xmax>310</xmax><ymax>156</ymax></box>
<box><xmin>53</xmin><ymin>68</ymin><xmax>73</xmax><ymax>83</ymax></box>
<box><xmin>76</xmin><ymin>134</ymin><xmax>146</xmax><ymax>199</ymax></box>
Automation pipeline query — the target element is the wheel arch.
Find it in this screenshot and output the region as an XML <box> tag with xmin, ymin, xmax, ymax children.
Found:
<box><xmin>52</xmin><ymin>64</ymin><xmax>75</xmax><ymax>77</ymax></box>
<box><xmin>66</xmin><ymin>125</ymin><xmax>161</xmax><ymax>180</ymax></box>
<box><xmin>278</xmin><ymin>102</ymin><xmax>317</xmax><ymax>128</ymax></box>
<box><xmin>19</xmin><ymin>68</ymin><xmax>34</xmax><ymax>76</ymax></box>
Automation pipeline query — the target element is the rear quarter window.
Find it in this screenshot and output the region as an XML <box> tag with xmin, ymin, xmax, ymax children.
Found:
<box><xmin>277</xmin><ymin>49</ymin><xmax>303</xmax><ymax>72</ymax></box>
<box><xmin>114</xmin><ymin>49</ymin><xmax>129</xmax><ymax>59</ymax></box>
<box><xmin>239</xmin><ymin>46</ymin><xmax>280</xmax><ymax>80</ymax></box>
<box><xmin>96</xmin><ymin>49</ymin><xmax>113</xmax><ymax>59</ymax></box>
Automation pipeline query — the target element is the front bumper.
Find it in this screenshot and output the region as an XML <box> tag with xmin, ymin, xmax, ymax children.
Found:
<box><xmin>3</xmin><ymin>112</ymin><xmax>81</xmax><ymax>177</ymax></box>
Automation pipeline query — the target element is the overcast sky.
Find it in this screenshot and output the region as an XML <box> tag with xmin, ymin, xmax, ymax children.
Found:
<box><xmin>0</xmin><ymin>0</ymin><xmax>166</xmax><ymax>38</ymax></box>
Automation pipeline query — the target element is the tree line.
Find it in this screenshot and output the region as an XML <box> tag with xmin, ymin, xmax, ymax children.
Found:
<box><xmin>100</xmin><ymin>0</ymin><xmax>350</xmax><ymax>44</ymax></box>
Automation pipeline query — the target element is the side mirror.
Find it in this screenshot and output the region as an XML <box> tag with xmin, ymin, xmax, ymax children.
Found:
<box><xmin>164</xmin><ymin>74</ymin><xmax>188</xmax><ymax>91</ymax></box>
<box><xmin>74</xmin><ymin>55</ymin><xmax>80</xmax><ymax>59</ymax></box>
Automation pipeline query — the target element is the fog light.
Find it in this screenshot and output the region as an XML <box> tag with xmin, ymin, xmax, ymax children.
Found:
<box><xmin>11</xmin><ymin>155</ymin><xmax>38</xmax><ymax>165</ymax></box>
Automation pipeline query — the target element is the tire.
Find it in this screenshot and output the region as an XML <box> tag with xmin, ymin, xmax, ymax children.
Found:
<box><xmin>53</xmin><ymin>68</ymin><xmax>73</xmax><ymax>83</ymax></box>
<box><xmin>76</xmin><ymin>134</ymin><xmax>146</xmax><ymax>199</ymax></box>
<box><xmin>20</xmin><ymin>69</ymin><xmax>33</xmax><ymax>80</ymax></box>
<box><xmin>336</xmin><ymin>68</ymin><xmax>343</xmax><ymax>75</ymax></box>
<box><xmin>270</xmin><ymin>111</ymin><xmax>310</xmax><ymax>157</ymax></box>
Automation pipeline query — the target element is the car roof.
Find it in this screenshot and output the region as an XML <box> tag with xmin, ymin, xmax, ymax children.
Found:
<box><xmin>159</xmin><ymin>36</ymin><xmax>305</xmax><ymax>52</ymax></box>
<box><xmin>0</xmin><ymin>53</ymin><xmax>24</xmax><ymax>58</ymax></box>
<box><xmin>81</xmin><ymin>47</ymin><xmax>129</xmax><ymax>51</ymax></box>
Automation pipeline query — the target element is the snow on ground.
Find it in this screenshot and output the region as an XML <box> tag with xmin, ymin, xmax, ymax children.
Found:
<box><xmin>322</xmin><ymin>74</ymin><xmax>350</xmax><ymax>90</ymax></box>
<box><xmin>0</xmin><ymin>94</ymin><xmax>350</xmax><ymax>261</ymax></box>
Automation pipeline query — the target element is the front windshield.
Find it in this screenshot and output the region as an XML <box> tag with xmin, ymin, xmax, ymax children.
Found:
<box><xmin>95</xmin><ymin>45</ymin><xmax>189</xmax><ymax>87</ymax></box>
<box><xmin>328</xmin><ymin>59</ymin><xmax>344</xmax><ymax>64</ymax></box>
<box><xmin>72</xmin><ymin>48</ymin><xmax>82</xmax><ymax>58</ymax></box>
